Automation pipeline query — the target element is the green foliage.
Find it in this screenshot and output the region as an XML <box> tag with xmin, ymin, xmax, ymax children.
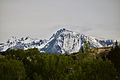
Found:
<box><xmin>80</xmin><ymin>41</ymin><xmax>90</xmax><ymax>53</ymax></box>
<box><xmin>0</xmin><ymin>48</ymin><xmax>119</xmax><ymax>80</ymax></box>
<box><xmin>107</xmin><ymin>46</ymin><xmax>120</xmax><ymax>73</ymax></box>
<box><xmin>78</xmin><ymin>59</ymin><xmax>117</xmax><ymax>80</ymax></box>
<box><xmin>0</xmin><ymin>58</ymin><xmax>26</xmax><ymax>80</ymax></box>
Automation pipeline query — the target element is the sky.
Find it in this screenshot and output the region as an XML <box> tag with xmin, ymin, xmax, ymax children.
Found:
<box><xmin>0</xmin><ymin>0</ymin><xmax>120</xmax><ymax>42</ymax></box>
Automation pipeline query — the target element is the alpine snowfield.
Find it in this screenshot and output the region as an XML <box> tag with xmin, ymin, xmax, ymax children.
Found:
<box><xmin>0</xmin><ymin>28</ymin><xmax>118</xmax><ymax>54</ymax></box>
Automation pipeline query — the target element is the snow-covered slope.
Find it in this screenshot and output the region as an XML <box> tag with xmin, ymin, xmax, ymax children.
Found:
<box><xmin>40</xmin><ymin>28</ymin><xmax>104</xmax><ymax>53</ymax></box>
<box><xmin>0</xmin><ymin>36</ymin><xmax>47</xmax><ymax>52</ymax></box>
<box><xmin>0</xmin><ymin>28</ymin><xmax>118</xmax><ymax>53</ymax></box>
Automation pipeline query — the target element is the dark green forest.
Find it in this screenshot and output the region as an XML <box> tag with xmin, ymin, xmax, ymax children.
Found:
<box><xmin>0</xmin><ymin>46</ymin><xmax>120</xmax><ymax>80</ymax></box>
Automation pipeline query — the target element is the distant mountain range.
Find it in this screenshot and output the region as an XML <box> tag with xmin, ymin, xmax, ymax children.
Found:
<box><xmin>0</xmin><ymin>28</ymin><xmax>119</xmax><ymax>54</ymax></box>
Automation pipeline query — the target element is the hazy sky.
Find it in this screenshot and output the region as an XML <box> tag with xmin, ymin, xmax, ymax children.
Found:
<box><xmin>0</xmin><ymin>0</ymin><xmax>120</xmax><ymax>42</ymax></box>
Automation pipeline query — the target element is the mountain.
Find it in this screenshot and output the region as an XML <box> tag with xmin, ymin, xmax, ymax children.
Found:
<box><xmin>0</xmin><ymin>28</ymin><xmax>118</xmax><ymax>53</ymax></box>
<box><xmin>0</xmin><ymin>36</ymin><xmax>47</xmax><ymax>52</ymax></box>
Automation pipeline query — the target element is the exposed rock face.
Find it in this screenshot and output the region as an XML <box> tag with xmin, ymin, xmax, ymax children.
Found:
<box><xmin>0</xmin><ymin>28</ymin><xmax>118</xmax><ymax>54</ymax></box>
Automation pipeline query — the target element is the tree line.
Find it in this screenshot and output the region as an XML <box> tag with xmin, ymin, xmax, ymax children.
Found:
<box><xmin>0</xmin><ymin>44</ymin><xmax>120</xmax><ymax>80</ymax></box>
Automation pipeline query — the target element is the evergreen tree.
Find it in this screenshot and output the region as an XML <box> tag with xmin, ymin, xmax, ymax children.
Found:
<box><xmin>107</xmin><ymin>45</ymin><xmax>120</xmax><ymax>74</ymax></box>
<box><xmin>115</xmin><ymin>40</ymin><xmax>118</xmax><ymax>47</ymax></box>
<box><xmin>83</xmin><ymin>41</ymin><xmax>90</xmax><ymax>53</ymax></box>
<box><xmin>0</xmin><ymin>59</ymin><xmax>26</xmax><ymax>80</ymax></box>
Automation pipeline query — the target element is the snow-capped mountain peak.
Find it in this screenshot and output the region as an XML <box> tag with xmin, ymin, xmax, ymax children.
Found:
<box><xmin>0</xmin><ymin>28</ymin><xmax>118</xmax><ymax>53</ymax></box>
<box><xmin>41</xmin><ymin>28</ymin><xmax>82</xmax><ymax>53</ymax></box>
<box><xmin>0</xmin><ymin>36</ymin><xmax>47</xmax><ymax>52</ymax></box>
<box><xmin>40</xmin><ymin>28</ymin><xmax>104</xmax><ymax>53</ymax></box>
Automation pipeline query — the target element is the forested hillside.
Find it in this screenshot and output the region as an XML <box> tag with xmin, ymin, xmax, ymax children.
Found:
<box><xmin>0</xmin><ymin>46</ymin><xmax>120</xmax><ymax>80</ymax></box>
